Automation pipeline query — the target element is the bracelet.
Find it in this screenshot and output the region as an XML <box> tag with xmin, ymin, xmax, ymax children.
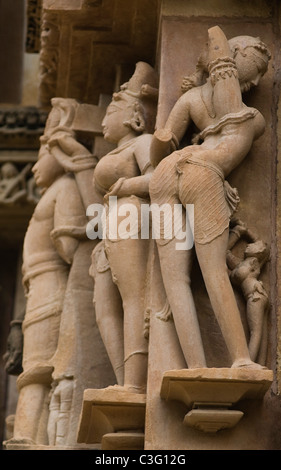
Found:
<box><xmin>10</xmin><ymin>320</ymin><xmax>23</xmax><ymax>326</ymax></box>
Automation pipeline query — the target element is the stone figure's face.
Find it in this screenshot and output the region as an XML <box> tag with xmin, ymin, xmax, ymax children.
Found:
<box><xmin>235</xmin><ymin>47</ymin><xmax>269</xmax><ymax>93</ymax></box>
<box><xmin>32</xmin><ymin>141</ymin><xmax>64</xmax><ymax>189</ymax></box>
<box><xmin>102</xmin><ymin>91</ymin><xmax>134</xmax><ymax>144</ymax></box>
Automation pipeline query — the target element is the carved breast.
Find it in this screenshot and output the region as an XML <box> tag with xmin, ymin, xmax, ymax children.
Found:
<box><xmin>94</xmin><ymin>143</ymin><xmax>140</xmax><ymax>193</ymax></box>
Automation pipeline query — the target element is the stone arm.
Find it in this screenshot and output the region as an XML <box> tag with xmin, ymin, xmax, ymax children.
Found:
<box><xmin>226</xmin><ymin>250</ymin><xmax>241</xmax><ymax>271</ymax></box>
<box><xmin>105</xmin><ymin>133</ymin><xmax>154</xmax><ymax>200</ymax></box>
<box><xmin>226</xmin><ymin>220</ymin><xmax>250</xmax><ymax>271</ymax></box>
<box><xmin>104</xmin><ymin>171</ymin><xmax>153</xmax><ymax>201</ymax></box>
<box><xmin>49</xmin><ymin>132</ymin><xmax>104</xmax><ymax>210</ymax></box>
<box><xmin>150</xmin><ymin>93</ymin><xmax>192</xmax><ymax>168</ymax></box>
<box><xmin>3</xmin><ymin>308</ymin><xmax>24</xmax><ymax>375</ymax></box>
<box><xmin>48</xmin><ymin>132</ymin><xmax>94</xmax><ymax>170</ymax></box>
<box><xmin>52</xmin><ymin>177</ymin><xmax>87</xmax><ymax>264</ymax></box>
<box><xmin>207</xmin><ymin>26</ymin><xmax>243</xmax><ymax>118</ymax></box>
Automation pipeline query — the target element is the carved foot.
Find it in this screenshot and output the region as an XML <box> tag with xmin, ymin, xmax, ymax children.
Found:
<box><xmin>106</xmin><ymin>384</ymin><xmax>146</xmax><ymax>394</ymax></box>
<box><xmin>5</xmin><ymin>437</ymin><xmax>36</xmax><ymax>445</ymax></box>
<box><xmin>231</xmin><ymin>359</ymin><xmax>267</xmax><ymax>370</ymax></box>
<box><xmin>3</xmin><ymin>437</ymin><xmax>37</xmax><ymax>449</ymax></box>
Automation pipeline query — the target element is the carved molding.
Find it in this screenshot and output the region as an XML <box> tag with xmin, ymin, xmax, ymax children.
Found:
<box><xmin>26</xmin><ymin>0</ymin><xmax>43</xmax><ymax>53</ymax></box>
<box><xmin>39</xmin><ymin>11</ymin><xmax>60</xmax><ymax>108</ymax></box>
<box><xmin>0</xmin><ymin>107</ymin><xmax>48</xmax><ymax>149</ymax></box>
<box><xmin>0</xmin><ymin>161</ymin><xmax>40</xmax><ymax>207</ymax></box>
<box><xmin>38</xmin><ymin>0</ymin><xmax>160</xmax><ymax>107</ymax></box>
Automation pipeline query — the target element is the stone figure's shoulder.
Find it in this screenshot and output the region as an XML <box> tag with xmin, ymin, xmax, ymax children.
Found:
<box><xmin>54</xmin><ymin>173</ymin><xmax>78</xmax><ymax>191</ymax></box>
<box><xmin>135</xmin><ymin>133</ymin><xmax>153</xmax><ymax>148</ymax></box>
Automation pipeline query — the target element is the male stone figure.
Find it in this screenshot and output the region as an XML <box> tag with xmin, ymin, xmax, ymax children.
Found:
<box><xmin>7</xmin><ymin>100</ymin><xmax>92</xmax><ymax>446</ymax></box>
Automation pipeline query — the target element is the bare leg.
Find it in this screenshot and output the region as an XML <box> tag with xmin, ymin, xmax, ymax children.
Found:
<box><xmin>157</xmin><ymin>237</ymin><xmax>206</xmax><ymax>368</ymax></box>
<box><xmin>48</xmin><ymin>384</ymin><xmax>60</xmax><ymax>445</ymax></box>
<box><xmin>54</xmin><ymin>378</ymin><xmax>73</xmax><ymax>446</ymax></box>
<box><xmin>93</xmin><ymin>268</ymin><xmax>124</xmax><ymax>385</ymax></box>
<box><xmin>247</xmin><ymin>293</ymin><xmax>269</xmax><ymax>362</ymax></box>
<box><xmin>13</xmin><ymin>383</ymin><xmax>50</xmax><ymax>444</ymax></box>
<box><xmin>195</xmin><ymin>229</ymin><xmax>265</xmax><ymax>369</ymax></box>
<box><xmin>150</xmin><ymin>168</ymin><xmax>206</xmax><ymax>368</ymax></box>
<box><xmin>105</xmin><ymin>236</ymin><xmax>150</xmax><ymax>391</ymax></box>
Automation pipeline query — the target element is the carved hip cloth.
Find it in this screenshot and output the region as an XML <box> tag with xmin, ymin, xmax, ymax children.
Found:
<box><xmin>21</xmin><ymin>268</ymin><xmax>68</xmax><ymax>372</ymax></box>
<box><xmin>149</xmin><ymin>150</ymin><xmax>239</xmax><ymax>245</ymax></box>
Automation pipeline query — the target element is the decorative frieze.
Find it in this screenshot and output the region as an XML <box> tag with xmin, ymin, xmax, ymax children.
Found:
<box><xmin>0</xmin><ymin>107</ymin><xmax>48</xmax><ymax>149</ymax></box>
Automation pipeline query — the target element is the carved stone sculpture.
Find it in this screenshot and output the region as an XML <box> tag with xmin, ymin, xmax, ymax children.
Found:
<box><xmin>6</xmin><ymin>96</ymin><xmax>112</xmax><ymax>448</ymax></box>
<box><xmin>7</xmin><ymin>103</ymin><xmax>87</xmax><ymax>446</ymax></box>
<box><xmin>227</xmin><ymin>218</ymin><xmax>269</xmax><ymax>364</ymax></box>
<box><xmin>149</xmin><ymin>26</ymin><xmax>271</xmax><ymax>371</ymax></box>
<box><xmin>77</xmin><ymin>62</ymin><xmax>159</xmax><ymax>450</ymax></box>
<box><xmin>90</xmin><ymin>61</ymin><xmax>158</xmax><ymax>393</ymax></box>
<box><xmin>9</xmin><ymin>128</ymin><xmax>81</xmax><ymax>446</ymax></box>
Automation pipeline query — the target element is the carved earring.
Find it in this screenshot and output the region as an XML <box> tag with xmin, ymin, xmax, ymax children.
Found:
<box><xmin>124</xmin><ymin>101</ymin><xmax>145</xmax><ymax>133</ymax></box>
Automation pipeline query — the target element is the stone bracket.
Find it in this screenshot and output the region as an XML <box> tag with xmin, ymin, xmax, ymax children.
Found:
<box><xmin>160</xmin><ymin>368</ymin><xmax>273</xmax><ymax>433</ymax></box>
<box><xmin>77</xmin><ymin>388</ymin><xmax>146</xmax><ymax>450</ymax></box>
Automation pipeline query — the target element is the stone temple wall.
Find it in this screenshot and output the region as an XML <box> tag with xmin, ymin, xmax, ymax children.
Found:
<box><xmin>1</xmin><ymin>0</ymin><xmax>281</xmax><ymax>453</ymax></box>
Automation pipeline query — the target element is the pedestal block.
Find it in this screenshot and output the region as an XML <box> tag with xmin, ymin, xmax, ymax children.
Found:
<box><xmin>77</xmin><ymin>388</ymin><xmax>146</xmax><ymax>450</ymax></box>
<box><xmin>101</xmin><ymin>432</ymin><xmax>144</xmax><ymax>450</ymax></box>
<box><xmin>4</xmin><ymin>439</ymin><xmax>98</xmax><ymax>450</ymax></box>
<box><xmin>160</xmin><ymin>368</ymin><xmax>273</xmax><ymax>433</ymax></box>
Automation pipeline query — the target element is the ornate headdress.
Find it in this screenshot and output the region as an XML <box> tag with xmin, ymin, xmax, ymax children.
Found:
<box><xmin>113</xmin><ymin>62</ymin><xmax>159</xmax><ymax>133</ymax></box>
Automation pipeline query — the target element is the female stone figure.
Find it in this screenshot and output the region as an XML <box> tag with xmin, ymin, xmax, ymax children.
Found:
<box><xmin>149</xmin><ymin>26</ymin><xmax>271</xmax><ymax>370</ymax></box>
<box><xmin>91</xmin><ymin>62</ymin><xmax>158</xmax><ymax>393</ymax></box>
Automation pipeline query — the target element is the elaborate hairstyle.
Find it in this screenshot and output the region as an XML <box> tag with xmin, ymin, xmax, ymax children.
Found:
<box><xmin>229</xmin><ymin>35</ymin><xmax>271</xmax><ymax>64</ymax></box>
<box><xmin>114</xmin><ymin>61</ymin><xmax>159</xmax><ymax>134</ymax></box>
<box><xmin>44</xmin><ymin>97</ymin><xmax>80</xmax><ymax>137</ymax></box>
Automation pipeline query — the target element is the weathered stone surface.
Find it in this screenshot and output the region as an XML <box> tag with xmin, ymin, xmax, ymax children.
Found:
<box><xmin>3</xmin><ymin>0</ymin><xmax>281</xmax><ymax>453</ymax></box>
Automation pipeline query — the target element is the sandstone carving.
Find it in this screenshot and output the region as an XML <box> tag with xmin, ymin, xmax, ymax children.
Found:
<box><xmin>227</xmin><ymin>218</ymin><xmax>270</xmax><ymax>364</ymax></box>
<box><xmin>4</xmin><ymin>16</ymin><xmax>276</xmax><ymax>449</ymax></box>
<box><xmin>8</xmin><ymin>108</ymin><xmax>80</xmax><ymax>446</ymax></box>
<box><xmin>149</xmin><ymin>26</ymin><xmax>271</xmax><ymax>371</ymax></box>
<box><xmin>26</xmin><ymin>0</ymin><xmax>42</xmax><ymax>53</ymax></box>
<box><xmin>0</xmin><ymin>163</ymin><xmax>40</xmax><ymax>205</ymax></box>
<box><xmin>90</xmin><ymin>61</ymin><xmax>158</xmax><ymax>393</ymax></box>
<box><xmin>39</xmin><ymin>12</ymin><xmax>59</xmax><ymax>108</ymax></box>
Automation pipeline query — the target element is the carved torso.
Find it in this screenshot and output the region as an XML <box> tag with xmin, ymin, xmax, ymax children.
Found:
<box><xmin>23</xmin><ymin>178</ymin><xmax>64</xmax><ymax>277</ymax></box>
<box><xmin>94</xmin><ymin>142</ymin><xmax>139</xmax><ymax>193</ymax></box>
<box><xmin>94</xmin><ymin>134</ymin><xmax>152</xmax><ymax>194</ymax></box>
<box><xmin>22</xmin><ymin>174</ymin><xmax>84</xmax><ymax>282</ymax></box>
